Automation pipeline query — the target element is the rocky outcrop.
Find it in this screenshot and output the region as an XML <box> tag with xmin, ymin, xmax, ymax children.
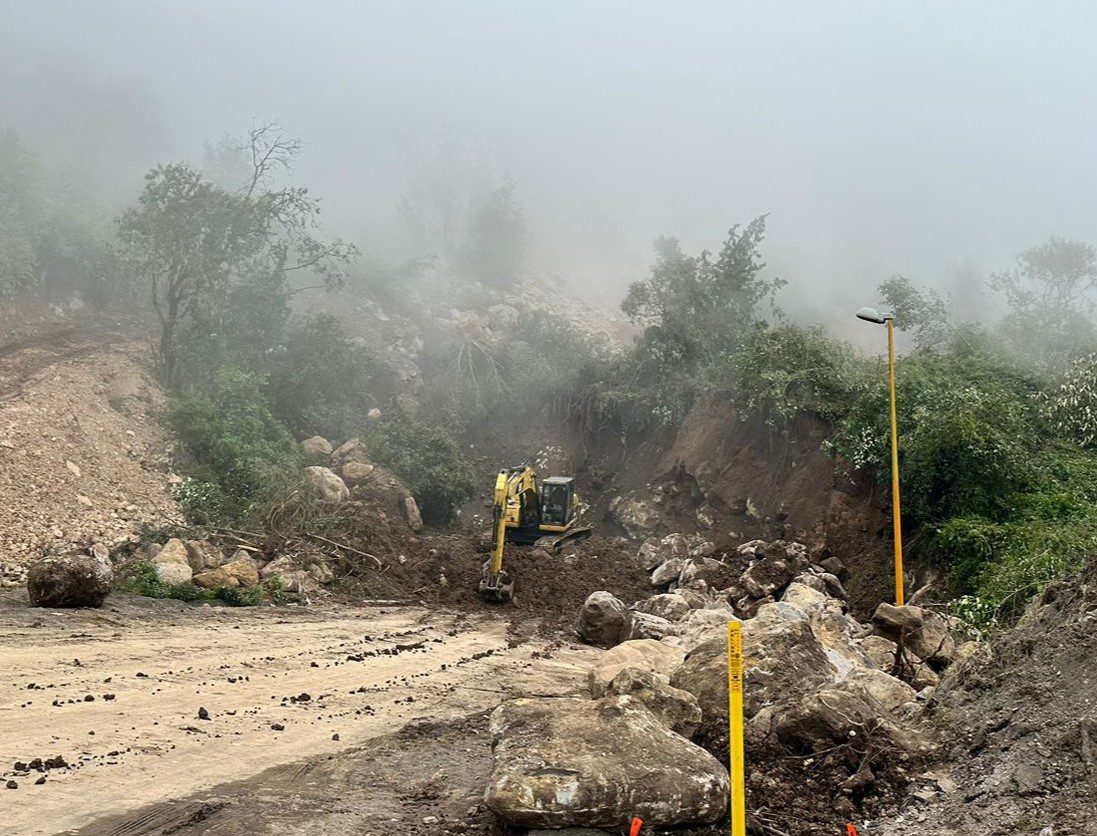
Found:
<box><xmin>27</xmin><ymin>552</ymin><xmax>113</xmax><ymax>608</ymax></box>
<box><xmin>484</xmin><ymin>695</ymin><xmax>728</xmax><ymax>829</ymax></box>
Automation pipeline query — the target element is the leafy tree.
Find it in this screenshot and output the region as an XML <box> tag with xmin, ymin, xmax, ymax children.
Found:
<box><xmin>0</xmin><ymin>131</ymin><xmax>118</xmax><ymax>302</ymax></box>
<box><xmin>878</xmin><ymin>275</ymin><xmax>950</xmax><ymax>350</ymax></box>
<box><xmin>118</xmin><ymin>124</ymin><xmax>354</xmax><ymax>385</ymax></box>
<box><xmin>169</xmin><ymin>366</ymin><xmax>298</xmax><ymax>505</ymax></box>
<box><xmin>990</xmin><ymin>236</ymin><xmax>1097</xmax><ymax>374</ymax></box>
<box><xmin>1040</xmin><ymin>353</ymin><xmax>1097</xmax><ymax>447</ymax></box>
<box><xmin>457</xmin><ymin>173</ymin><xmax>525</xmax><ymax>286</ymax></box>
<box><xmin>364</xmin><ymin>415</ymin><xmax>476</xmax><ymax>525</ymax></box>
<box><xmin>622</xmin><ymin>217</ymin><xmax>784</xmax><ymax>375</ymax></box>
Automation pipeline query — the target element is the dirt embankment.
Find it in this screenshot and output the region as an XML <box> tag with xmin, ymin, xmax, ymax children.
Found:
<box><xmin>880</xmin><ymin>561</ymin><xmax>1097</xmax><ymax>836</ymax></box>
<box><xmin>0</xmin><ymin>315</ymin><xmax>180</xmax><ymax>583</ymax></box>
<box><xmin>573</xmin><ymin>393</ymin><xmax>893</xmax><ymax>614</ymax></box>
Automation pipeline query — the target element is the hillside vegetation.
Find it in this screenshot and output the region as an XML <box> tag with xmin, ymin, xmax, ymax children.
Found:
<box><xmin>5</xmin><ymin>125</ymin><xmax>1097</xmax><ymax>630</ymax></box>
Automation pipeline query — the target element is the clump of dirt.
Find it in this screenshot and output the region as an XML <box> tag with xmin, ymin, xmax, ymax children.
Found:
<box><xmin>878</xmin><ymin>560</ymin><xmax>1097</xmax><ymax>835</ymax></box>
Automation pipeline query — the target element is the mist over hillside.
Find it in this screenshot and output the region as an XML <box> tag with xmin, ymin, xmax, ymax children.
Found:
<box><xmin>4</xmin><ymin>0</ymin><xmax>1097</xmax><ymax>323</ymax></box>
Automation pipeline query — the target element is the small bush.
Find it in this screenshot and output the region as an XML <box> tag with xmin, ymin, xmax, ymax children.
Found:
<box><xmin>116</xmin><ymin>560</ymin><xmax>213</xmax><ymax>602</ymax></box>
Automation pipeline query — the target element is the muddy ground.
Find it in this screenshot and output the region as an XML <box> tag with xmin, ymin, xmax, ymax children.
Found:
<box><xmin>0</xmin><ymin>591</ymin><xmax>598</xmax><ymax>836</ymax></box>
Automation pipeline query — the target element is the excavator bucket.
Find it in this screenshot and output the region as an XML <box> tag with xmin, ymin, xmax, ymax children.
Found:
<box><xmin>478</xmin><ymin>565</ymin><xmax>514</xmax><ymax>604</ymax></box>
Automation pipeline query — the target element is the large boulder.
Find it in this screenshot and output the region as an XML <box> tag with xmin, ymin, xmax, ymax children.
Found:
<box><xmin>633</xmin><ymin>593</ymin><xmax>690</xmax><ymax>622</ymax></box>
<box><xmin>154</xmin><ymin>562</ymin><xmax>193</xmax><ymax>585</ymax></box>
<box><xmin>636</xmin><ymin>534</ymin><xmax>691</xmax><ymax>572</ymax></box>
<box><xmin>304</xmin><ymin>466</ymin><xmax>350</xmax><ymax>503</ymax></box>
<box><xmin>599</xmin><ymin>667</ymin><xmax>702</xmax><ymax>738</ymax></box>
<box><xmin>608</xmin><ymin>495</ymin><xmax>660</xmax><ymax>538</ymax></box>
<box><xmin>588</xmin><ymin>639</ymin><xmax>685</xmax><ymax>696</ymax></box>
<box><xmin>341</xmin><ymin>460</ymin><xmax>376</xmax><ymax>485</ymax></box>
<box><xmin>183</xmin><ymin>540</ymin><xmax>224</xmax><ymax>573</ymax></box>
<box><xmin>667</xmin><ymin>608</ymin><xmax>737</xmax><ymax>653</ymax></box>
<box><xmin>678</xmin><ymin>557</ymin><xmax>735</xmax><ymax>590</ymax></box>
<box><xmin>153</xmin><ymin>538</ymin><xmax>190</xmax><ymax>567</ymax></box>
<box><xmin>740</xmin><ymin>557</ymin><xmax>795</xmax><ymax>599</ymax></box>
<box><xmin>192</xmin><ymin>566</ymin><xmax>239</xmax><ymax>589</ymax></box>
<box><xmin>300</xmin><ymin>435</ymin><xmax>333</xmax><ymax>461</ymax></box>
<box><xmin>332</xmin><ymin>437</ymin><xmax>370</xmax><ymax>464</ymax></box>
<box><xmin>403</xmin><ymin>496</ymin><xmax>424</xmax><ymax>532</ymax></box>
<box><xmin>621</xmin><ymin>611</ymin><xmax>672</xmax><ymax>641</ymax></box>
<box><xmin>761</xmin><ymin>687</ymin><xmax>927</xmax><ymax>757</ymax></box>
<box><xmin>872</xmin><ymin>603</ymin><xmax>957</xmax><ymax>669</ymax></box>
<box><xmin>576</xmin><ymin>591</ymin><xmax>628</xmax><ymax>648</ymax></box>
<box><xmin>27</xmin><ymin>553</ymin><xmax>113</xmax><ymax>608</ymax></box>
<box><xmin>221</xmin><ymin>556</ymin><xmax>260</xmax><ymax>587</ymax></box>
<box><xmin>671</xmin><ymin>616</ymin><xmax>832</xmax><ymax>753</ymax></box>
<box><xmin>484</xmin><ymin>695</ymin><xmax>728</xmax><ymax>829</ymax></box>
<box><xmin>651</xmin><ymin>558</ymin><xmax>685</xmax><ymax>589</ymax></box>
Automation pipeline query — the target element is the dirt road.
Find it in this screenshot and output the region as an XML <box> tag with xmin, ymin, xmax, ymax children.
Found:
<box><xmin>0</xmin><ymin>591</ymin><xmax>597</xmax><ymax>836</ymax></box>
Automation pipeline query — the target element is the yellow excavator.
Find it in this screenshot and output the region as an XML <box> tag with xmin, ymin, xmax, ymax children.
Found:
<box><xmin>478</xmin><ymin>465</ymin><xmax>591</xmax><ymax>603</ymax></box>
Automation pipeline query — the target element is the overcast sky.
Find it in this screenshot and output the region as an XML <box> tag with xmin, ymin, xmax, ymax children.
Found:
<box><xmin>2</xmin><ymin>1</ymin><xmax>1095</xmax><ymax>318</ymax></box>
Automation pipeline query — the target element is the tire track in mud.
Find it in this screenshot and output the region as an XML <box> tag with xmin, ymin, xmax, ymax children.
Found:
<box><xmin>0</xmin><ymin>597</ymin><xmax>597</xmax><ymax>836</ymax></box>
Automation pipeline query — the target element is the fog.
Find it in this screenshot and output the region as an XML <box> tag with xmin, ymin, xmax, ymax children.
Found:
<box><xmin>3</xmin><ymin>0</ymin><xmax>1096</xmax><ymax>317</ymax></box>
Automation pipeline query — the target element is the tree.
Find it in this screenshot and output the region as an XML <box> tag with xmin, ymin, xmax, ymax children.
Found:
<box><xmin>0</xmin><ymin>131</ymin><xmax>118</xmax><ymax>302</ymax></box>
<box><xmin>622</xmin><ymin>216</ymin><xmax>783</xmax><ymax>372</ymax></box>
<box><xmin>457</xmin><ymin>173</ymin><xmax>525</xmax><ymax>287</ymax></box>
<box><xmin>878</xmin><ymin>275</ymin><xmax>950</xmax><ymax>351</ymax></box>
<box><xmin>118</xmin><ymin>124</ymin><xmax>355</xmax><ymax>385</ymax></box>
<box><xmin>990</xmin><ymin>236</ymin><xmax>1097</xmax><ymax>374</ymax></box>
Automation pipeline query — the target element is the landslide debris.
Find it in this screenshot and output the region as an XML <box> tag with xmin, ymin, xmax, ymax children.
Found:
<box><xmin>488</xmin><ymin>533</ymin><xmax>971</xmax><ymax>835</ymax></box>
<box><xmin>878</xmin><ymin>560</ymin><xmax>1097</xmax><ymax>836</ymax></box>
<box><xmin>0</xmin><ymin>328</ymin><xmax>180</xmax><ymax>587</ymax></box>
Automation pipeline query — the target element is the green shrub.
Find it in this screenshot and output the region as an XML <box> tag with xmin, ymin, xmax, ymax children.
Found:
<box><xmin>169</xmin><ymin>366</ymin><xmax>298</xmax><ymax>519</ymax></box>
<box><xmin>722</xmin><ymin>325</ymin><xmax>868</xmax><ymax>428</ymax></box>
<box><xmin>116</xmin><ymin>560</ymin><xmax>213</xmax><ymax>602</ymax></box>
<box><xmin>364</xmin><ymin>415</ymin><xmax>476</xmax><ymax>525</ymax></box>
<box><xmin>832</xmin><ymin>353</ymin><xmax>1039</xmax><ymax>524</ymax></box>
<box><xmin>268</xmin><ymin>313</ymin><xmax>395</xmax><ymax>440</ymax></box>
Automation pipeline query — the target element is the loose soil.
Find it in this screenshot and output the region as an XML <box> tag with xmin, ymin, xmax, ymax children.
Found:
<box><xmin>0</xmin><ymin>314</ymin><xmax>179</xmax><ymax>579</ymax></box>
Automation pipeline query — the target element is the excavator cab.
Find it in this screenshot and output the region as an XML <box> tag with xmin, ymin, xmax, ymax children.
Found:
<box><xmin>478</xmin><ymin>466</ymin><xmax>591</xmax><ymax>603</ymax></box>
<box><xmin>539</xmin><ymin>477</ymin><xmax>575</xmax><ymax>528</ymax></box>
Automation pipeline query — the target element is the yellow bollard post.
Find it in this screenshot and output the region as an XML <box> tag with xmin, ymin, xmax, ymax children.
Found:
<box><xmin>726</xmin><ymin>621</ymin><xmax>745</xmax><ymax>836</ymax></box>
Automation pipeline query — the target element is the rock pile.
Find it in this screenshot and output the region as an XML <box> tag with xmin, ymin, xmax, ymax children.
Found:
<box><xmin>297</xmin><ymin>435</ymin><xmax>424</xmax><ymax>532</ymax></box>
<box><xmin>492</xmin><ymin>534</ymin><xmax>974</xmax><ymax>833</ymax></box>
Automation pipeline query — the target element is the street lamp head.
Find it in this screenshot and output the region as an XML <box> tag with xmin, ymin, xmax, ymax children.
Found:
<box><xmin>856</xmin><ymin>306</ymin><xmax>890</xmax><ymax>324</ymax></box>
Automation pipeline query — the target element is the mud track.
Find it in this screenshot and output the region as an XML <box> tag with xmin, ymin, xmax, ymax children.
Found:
<box><xmin>0</xmin><ymin>592</ymin><xmax>597</xmax><ymax>835</ymax></box>
<box><xmin>0</xmin><ymin>319</ymin><xmax>133</xmax><ymax>403</ymax></box>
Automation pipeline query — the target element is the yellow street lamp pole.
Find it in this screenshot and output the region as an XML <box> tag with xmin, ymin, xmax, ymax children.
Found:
<box><xmin>857</xmin><ymin>307</ymin><xmax>904</xmax><ymax>606</ymax></box>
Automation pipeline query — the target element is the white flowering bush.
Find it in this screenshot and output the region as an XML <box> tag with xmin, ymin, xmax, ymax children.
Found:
<box><xmin>1040</xmin><ymin>353</ymin><xmax>1097</xmax><ymax>447</ymax></box>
